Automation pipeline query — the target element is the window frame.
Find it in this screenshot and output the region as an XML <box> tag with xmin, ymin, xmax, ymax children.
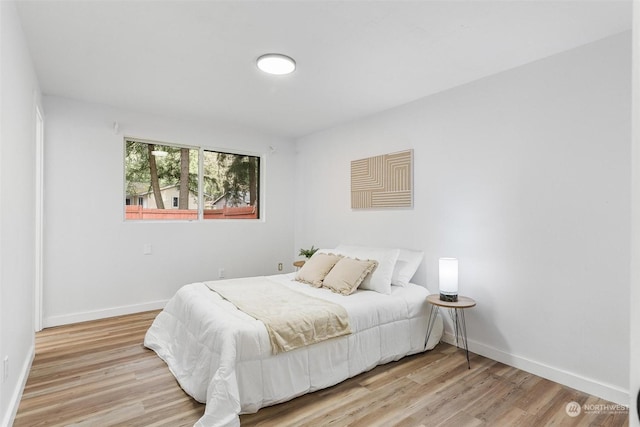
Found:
<box><xmin>123</xmin><ymin>137</ymin><xmax>264</xmax><ymax>223</ymax></box>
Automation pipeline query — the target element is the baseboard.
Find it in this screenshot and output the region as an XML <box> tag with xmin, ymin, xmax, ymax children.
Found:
<box><xmin>1</xmin><ymin>343</ymin><xmax>35</xmax><ymax>427</ymax></box>
<box><xmin>43</xmin><ymin>300</ymin><xmax>168</xmax><ymax>328</ymax></box>
<box><xmin>441</xmin><ymin>332</ymin><xmax>629</xmax><ymax>406</ymax></box>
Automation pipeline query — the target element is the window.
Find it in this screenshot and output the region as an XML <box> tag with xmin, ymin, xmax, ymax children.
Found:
<box><xmin>125</xmin><ymin>139</ymin><xmax>198</xmax><ymax>220</ymax></box>
<box><xmin>202</xmin><ymin>150</ymin><xmax>260</xmax><ymax>220</ymax></box>
<box><xmin>124</xmin><ymin>138</ymin><xmax>260</xmax><ymax>220</ymax></box>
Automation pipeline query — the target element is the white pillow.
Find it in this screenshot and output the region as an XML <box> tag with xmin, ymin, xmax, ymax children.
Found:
<box><xmin>391</xmin><ymin>249</ymin><xmax>424</xmax><ymax>287</ymax></box>
<box><xmin>334</xmin><ymin>245</ymin><xmax>399</xmax><ymax>294</ymax></box>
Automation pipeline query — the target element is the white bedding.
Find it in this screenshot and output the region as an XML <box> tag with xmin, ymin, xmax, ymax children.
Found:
<box><xmin>144</xmin><ymin>273</ymin><xmax>443</xmax><ymax>427</ymax></box>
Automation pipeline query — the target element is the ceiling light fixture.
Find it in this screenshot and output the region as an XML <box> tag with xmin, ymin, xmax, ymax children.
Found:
<box><xmin>151</xmin><ymin>150</ymin><xmax>168</xmax><ymax>157</ymax></box>
<box><xmin>257</xmin><ymin>53</ymin><xmax>296</xmax><ymax>75</ymax></box>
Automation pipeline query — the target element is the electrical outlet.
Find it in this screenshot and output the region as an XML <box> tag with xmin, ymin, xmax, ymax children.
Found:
<box><xmin>143</xmin><ymin>243</ymin><xmax>152</xmax><ymax>255</ymax></box>
<box><xmin>2</xmin><ymin>356</ymin><xmax>8</xmax><ymax>383</ymax></box>
<box><xmin>278</xmin><ymin>263</ymin><xmax>283</xmax><ymax>271</ymax></box>
<box><xmin>218</xmin><ymin>268</ymin><xmax>225</xmax><ymax>279</ymax></box>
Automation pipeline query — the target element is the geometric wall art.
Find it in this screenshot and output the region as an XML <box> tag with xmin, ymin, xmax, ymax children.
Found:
<box><xmin>351</xmin><ymin>149</ymin><xmax>413</xmax><ymax>209</ymax></box>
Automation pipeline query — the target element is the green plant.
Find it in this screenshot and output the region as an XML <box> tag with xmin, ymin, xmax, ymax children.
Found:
<box><xmin>298</xmin><ymin>245</ymin><xmax>319</xmax><ymax>259</ymax></box>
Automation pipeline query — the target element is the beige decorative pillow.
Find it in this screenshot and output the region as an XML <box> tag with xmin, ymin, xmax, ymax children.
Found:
<box><xmin>294</xmin><ymin>253</ymin><xmax>343</xmax><ymax>287</ymax></box>
<box><xmin>322</xmin><ymin>257</ymin><xmax>378</xmax><ymax>295</ymax></box>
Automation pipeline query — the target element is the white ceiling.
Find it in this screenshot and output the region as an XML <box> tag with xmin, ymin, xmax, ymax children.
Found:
<box><xmin>16</xmin><ymin>0</ymin><xmax>632</xmax><ymax>139</ymax></box>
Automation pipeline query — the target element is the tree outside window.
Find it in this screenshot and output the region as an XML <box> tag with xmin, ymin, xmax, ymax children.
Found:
<box><xmin>125</xmin><ymin>139</ymin><xmax>260</xmax><ymax>220</ymax></box>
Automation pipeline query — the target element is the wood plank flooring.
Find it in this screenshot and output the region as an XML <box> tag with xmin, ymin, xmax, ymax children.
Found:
<box><xmin>14</xmin><ymin>310</ymin><xmax>629</xmax><ymax>427</ymax></box>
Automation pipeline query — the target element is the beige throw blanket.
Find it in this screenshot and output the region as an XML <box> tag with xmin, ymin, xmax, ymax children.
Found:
<box><xmin>206</xmin><ymin>277</ymin><xmax>352</xmax><ymax>354</ymax></box>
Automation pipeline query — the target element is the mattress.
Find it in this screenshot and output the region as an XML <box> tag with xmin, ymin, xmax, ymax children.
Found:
<box><xmin>144</xmin><ymin>273</ymin><xmax>443</xmax><ymax>427</ymax></box>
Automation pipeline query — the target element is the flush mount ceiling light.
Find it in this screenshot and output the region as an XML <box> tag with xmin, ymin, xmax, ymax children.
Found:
<box><xmin>151</xmin><ymin>150</ymin><xmax>168</xmax><ymax>157</ymax></box>
<box><xmin>257</xmin><ymin>53</ymin><xmax>296</xmax><ymax>75</ymax></box>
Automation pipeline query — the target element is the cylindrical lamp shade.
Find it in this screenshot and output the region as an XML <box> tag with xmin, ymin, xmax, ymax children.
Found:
<box><xmin>439</xmin><ymin>258</ymin><xmax>458</xmax><ymax>302</ymax></box>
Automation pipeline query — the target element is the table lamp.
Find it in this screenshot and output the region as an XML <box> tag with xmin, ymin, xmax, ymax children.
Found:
<box><xmin>439</xmin><ymin>257</ymin><xmax>458</xmax><ymax>302</ymax></box>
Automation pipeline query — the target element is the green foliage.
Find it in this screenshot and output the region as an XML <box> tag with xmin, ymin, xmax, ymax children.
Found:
<box><xmin>125</xmin><ymin>141</ymin><xmax>198</xmax><ymax>194</ymax></box>
<box><xmin>298</xmin><ymin>245</ymin><xmax>319</xmax><ymax>259</ymax></box>
<box><xmin>215</xmin><ymin>152</ymin><xmax>259</xmax><ymax>207</ymax></box>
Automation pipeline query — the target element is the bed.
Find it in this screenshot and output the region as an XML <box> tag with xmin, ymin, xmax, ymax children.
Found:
<box><xmin>144</xmin><ymin>246</ymin><xmax>443</xmax><ymax>427</ymax></box>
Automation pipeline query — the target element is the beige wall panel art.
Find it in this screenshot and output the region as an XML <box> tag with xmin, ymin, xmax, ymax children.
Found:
<box><xmin>351</xmin><ymin>149</ymin><xmax>413</xmax><ymax>209</ymax></box>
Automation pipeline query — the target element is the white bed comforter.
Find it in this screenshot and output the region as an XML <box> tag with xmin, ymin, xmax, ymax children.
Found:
<box><xmin>144</xmin><ymin>273</ymin><xmax>443</xmax><ymax>427</ymax></box>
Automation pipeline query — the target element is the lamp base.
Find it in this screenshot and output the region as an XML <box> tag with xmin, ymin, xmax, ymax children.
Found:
<box><xmin>440</xmin><ymin>293</ymin><xmax>458</xmax><ymax>302</ymax></box>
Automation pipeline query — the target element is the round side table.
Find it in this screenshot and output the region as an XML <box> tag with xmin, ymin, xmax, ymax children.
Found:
<box><xmin>426</xmin><ymin>294</ymin><xmax>476</xmax><ymax>369</ymax></box>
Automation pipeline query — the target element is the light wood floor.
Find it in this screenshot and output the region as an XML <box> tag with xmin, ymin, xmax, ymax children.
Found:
<box><xmin>14</xmin><ymin>310</ymin><xmax>629</xmax><ymax>427</ymax></box>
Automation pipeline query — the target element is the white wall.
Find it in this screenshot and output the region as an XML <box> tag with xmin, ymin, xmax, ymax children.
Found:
<box><xmin>0</xmin><ymin>1</ymin><xmax>41</xmax><ymax>425</ymax></box>
<box><xmin>295</xmin><ymin>33</ymin><xmax>631</xmax><ymax>405</ymax></box>
<box><xmin>42</xmin><ymin>96</ymin><xmax>296</xmax><ymax>326</ymax></box>
<box><xmin>630</xmin><ymin>1</ymin><xmax>639</xmax><ymax>425</ymax></box>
